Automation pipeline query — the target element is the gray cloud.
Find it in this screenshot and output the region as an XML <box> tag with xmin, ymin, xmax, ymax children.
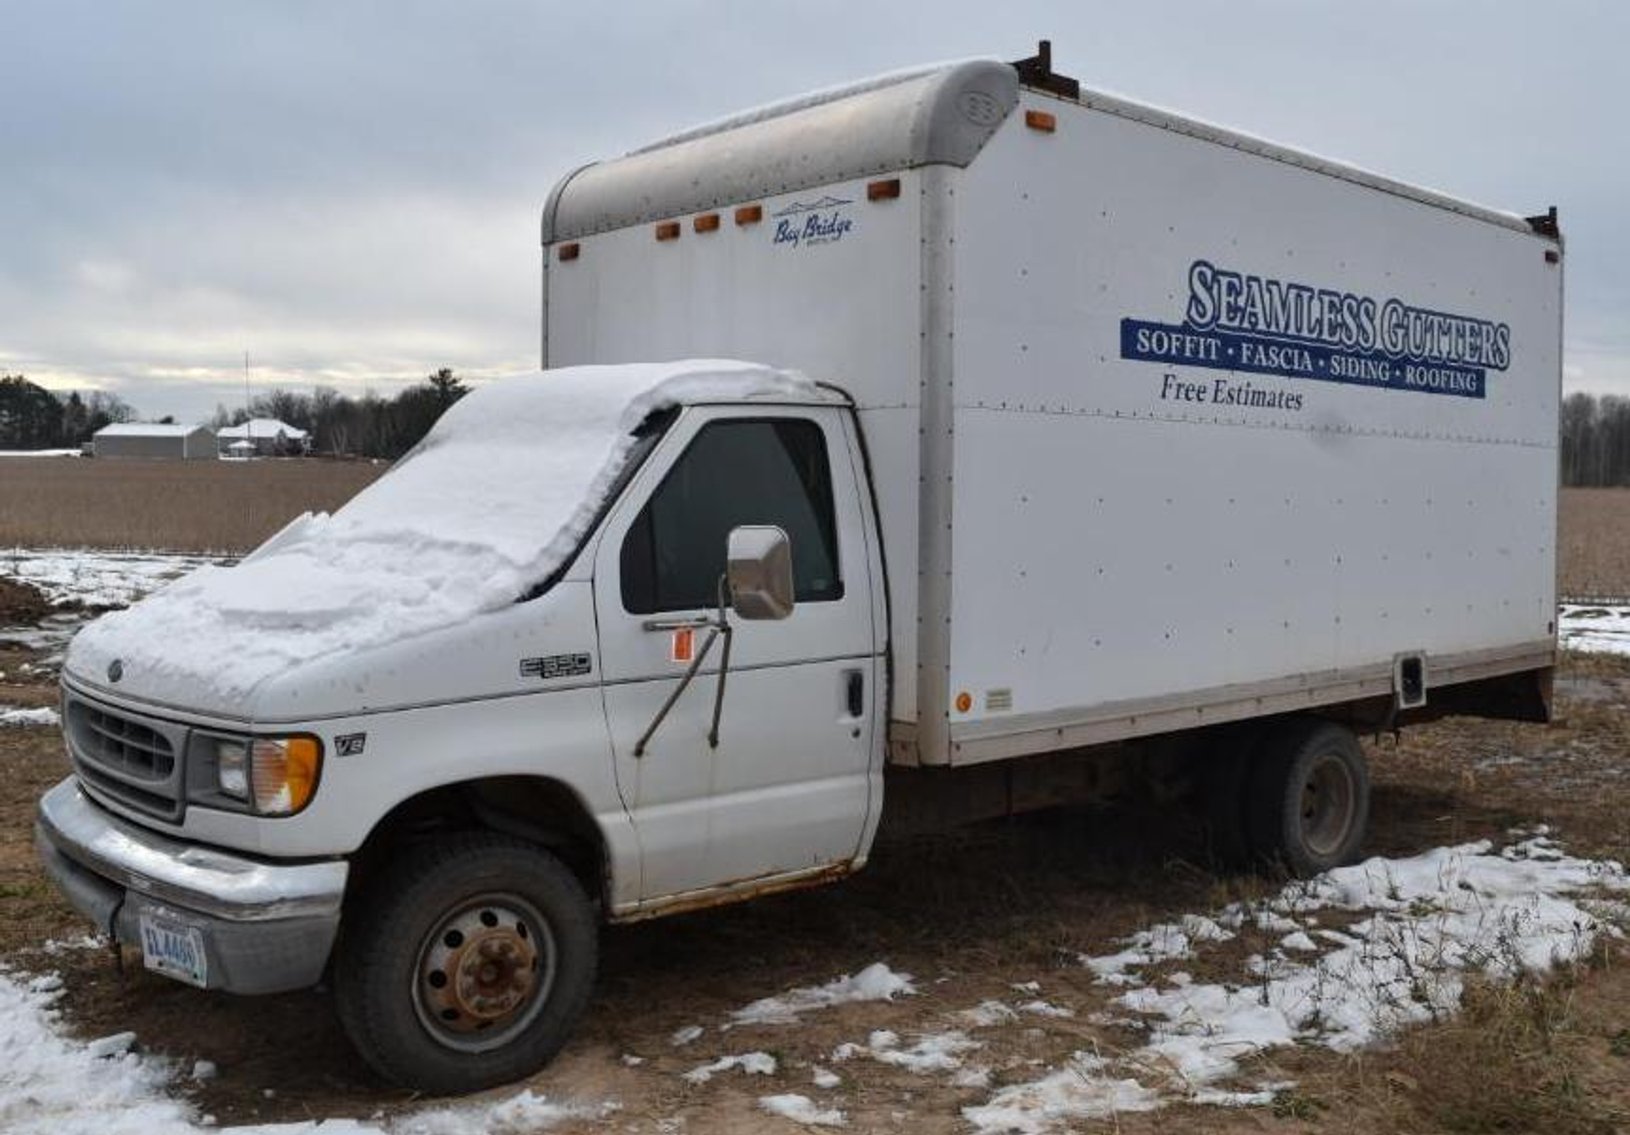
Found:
<box><xmin>2</xmin><ymin>0</ymin><xmax>1625</xmax><ymax>421</ymax></box>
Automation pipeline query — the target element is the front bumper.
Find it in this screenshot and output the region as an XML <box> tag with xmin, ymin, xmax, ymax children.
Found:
<box><xmin>34</xmin><ymin>778</ymin><xmax>348</xmax><ymax>994</ymax></box>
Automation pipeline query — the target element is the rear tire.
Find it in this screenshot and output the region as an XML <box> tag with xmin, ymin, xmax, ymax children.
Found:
<box><xmin>1246</xmin><ymin>719</ymin><xmax>1369</xmax><ymax>877</ymax></box>
<box><xmin>334</xmin><ymin>833</ymin><xmax>597</xmax><ymax>1094</ymax></box>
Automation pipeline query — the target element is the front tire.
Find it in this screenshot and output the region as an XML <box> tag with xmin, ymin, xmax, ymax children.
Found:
<box><xmin>335</xmin><ymin>833</ymin><xmax>597</xmax><ymax>1094</ymax></box>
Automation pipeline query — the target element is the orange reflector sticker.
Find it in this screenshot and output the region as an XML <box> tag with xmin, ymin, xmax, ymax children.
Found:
<box><xmin>558</xmin><ymin>242</ymin><xmax>580</xmax><ymax>262</ymax></box>
<box><xmin>694</xmin><ymin>213</ymin><xmax>721</xmax><ymax>233</ymax></box>
<box><xmin>671</xmin><ymin>628</ymin><xmax>695</xmax><ymax>663</ymax></box>
<box><xmin>867</xmin><ymin>178</ymin><xmax>901</xmax><ymax>201</ymax></box>
<box><xmin>954</xmin><ymin>691</ymin><xmax>972</xmax><ymax>714</ymax></box>
<box><xmin>735</xmin><ymin>204</ymin><xmax>763</xmax><ymax>226</ymax></box>
<box><xmin>1025</xmin><ymin>109</ymin><xmax>1057</xmax><ymax>133</ymax></box>
<box><xmin>655</xmin><ymin>221</ymin><xmax>681</xmax><ymax>242</ymax></box>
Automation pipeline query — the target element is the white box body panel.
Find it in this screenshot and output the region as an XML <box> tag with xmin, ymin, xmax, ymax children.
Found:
<box><xmin>941</xmin><ymin>93</ymin><xmax>1558</xmax><ymax>752</ymax></box>
<box><xmin>543</xmin><ymin>72</ymin><xmax>1560</xmax><ymax>767</ymax></box>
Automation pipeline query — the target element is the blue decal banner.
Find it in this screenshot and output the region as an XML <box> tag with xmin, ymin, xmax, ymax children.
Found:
<box><xmin>1119</xmin><ymin>319</ymin><xmax>1485</xmax><ymax>400</ymax></box>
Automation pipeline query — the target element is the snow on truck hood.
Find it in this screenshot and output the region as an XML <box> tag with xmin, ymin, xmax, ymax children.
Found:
<box><xmin>67</xmin><ymin>360</ymin><xmax>821</xmax><ymax>709</ymax></box>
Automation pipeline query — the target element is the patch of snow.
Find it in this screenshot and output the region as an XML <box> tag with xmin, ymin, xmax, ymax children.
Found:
<box><xmin>1010</xmin><ymin>981</ymin><xmax>1041</xmax><ymax>994</ymax></box>
<box><xmin>957</xmin><ymin>1000</ymin><xmax>1018</xmax><ymax>1028</ymax></box>
<box><xmin>758</xmin><ymin>1094</ymin><xmax>846</xmax><ymax>1127</ymax></box>
<box><xmin>64</xmin><ymin>362</ymin><xmax>822</xmax><ymax>707</ymax></box>
<box><xmin>620</xmin><ymin>1054</ymin><xmax>644</xmax><ymax>1067</ymax></box>
<box><xmin>963</xmin><ymin>1053</ymin><xmax>1161</xmax><ymax>1133</ymax></box>
<box><xmin>36</xmin><ymin>934</ymin><xmax>103</xmax><ymax>956</ymax></box>
<box><xmin>967</xmin><ymin>832</ymin><xmax>1630</xmax><ymax>1130</ymax></box>
<box><xmin>669</xmin><ymin>1024</ymin><xmax>703</xmax><ymax>1047</ymax></box>
<box><xmin>0</xmin><ymin>449</ymin><xmax>80</xmax><ymax>458</ymax></box>
<box><xmin>0</xmin><ymin>705</ymin><xmax>60</xmax><ymax>728</ymax></box>
<box><xmin>811</xmin><ymin>1067</ymin><xmax>841</xmax><ymax>1089</ymax></box>
<box><xmin>729</xmin><ymin>962</ymin><xmax>916</xmax><ymax>1026</ymax></box>
<box><xmin>832</xmin><ymin>1030</ymin><xmax>980</xmax><ymax>1075</ymax></box>
<box><xmin>1559</xmin><ymin>604</ymin><xmax>1630</xmax><ymax>656</ymax></box>
<box><xmin>1017</xmin><ymin>1000</ymin><xmax>1074</xmax><ymax>1019</ymax></box>
<box><xmin>1</xmin><ymin>549</ymin><xmax>221</xmax><ymax>609</ymax></box>
<box><xmin>86</xmin><ymin>1031</ymin><xmax>137</xmax><ymax>1059</ymax></box>
<box><xmin>682</xmin><ymin>1051</ymin><xmax>777</xmax><ymax>1084</ymax></box>
<box><xmin>190</xmin><ymin>1061</ymin><xmax>217</xmax><ymax>1082</ymax></box>
<box><xmin>953</xmin><ymin>1066</ymin><xmax>993</xmax><ymax>1089</ymax></box>
<box><xmin>1082</xmin><ymin>914</ymin><xmax>1234</xmax><ymax>984</ymax></box>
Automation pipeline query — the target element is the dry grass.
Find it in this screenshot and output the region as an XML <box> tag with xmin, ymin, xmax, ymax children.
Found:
<box><xmin>0</xmin><ymin>457</ymin><xmax>385</xmax><ymax>554</ymax></box>
<box><xmin>1561</xmin><ymin>487</ymin><xmax>1630</xmax><ymax>599</ymax></box>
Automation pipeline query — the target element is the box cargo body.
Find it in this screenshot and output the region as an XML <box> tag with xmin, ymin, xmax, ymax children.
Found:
<box><xmin>541</xmin><ymin>58</ymin><xmax>1561</xmax><ymax>769</ymax></box>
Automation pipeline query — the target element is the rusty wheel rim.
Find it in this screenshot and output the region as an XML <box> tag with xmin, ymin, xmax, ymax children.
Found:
<box><xmin>411</xmin><ymin>894</ymin><xmax>556</xmax><ymax>1053</ymax></box>
<box><xmin>1299</xmin><ymin>753</ymin><xmax>1357</xmax><ymax>859</ymax></box>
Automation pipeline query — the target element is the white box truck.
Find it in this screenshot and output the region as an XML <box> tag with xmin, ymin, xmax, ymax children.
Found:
<box><xmin>36</xmin><ymin>44</ymin><xmax>1561</xmax><ymax>1092</ymax></box>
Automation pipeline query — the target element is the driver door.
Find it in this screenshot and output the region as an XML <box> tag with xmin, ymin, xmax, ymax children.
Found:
<box><xmin>592</xmin><ymin>405</ymin><xmax>881</xmax><ymax>905</ymax></box>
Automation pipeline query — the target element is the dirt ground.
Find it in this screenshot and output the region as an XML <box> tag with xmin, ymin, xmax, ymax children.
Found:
<box><xmin>5</xmin><ymin>579</ymin><xmax>1630</xmax><ymax>1134</ymax></box>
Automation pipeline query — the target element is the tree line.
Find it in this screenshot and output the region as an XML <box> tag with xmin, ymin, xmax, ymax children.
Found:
<box><xmin>1561</xmin><ymin>391</ymin><xmax>1630</xmax><ymax>487</ymax></box>
<box><xmin>208</xmin><ymin>369</ymin><xmax>468</xmax><ymax>459</ymax></box>
<box><xmin>0</xmin><ymin>376</ymin><xmax>135</xmax><ymax>449</ymax></box>
<box><xmin>0</xmin><ymin>369</ymin><xmax>467</xmax><ymax>459</ymax></box>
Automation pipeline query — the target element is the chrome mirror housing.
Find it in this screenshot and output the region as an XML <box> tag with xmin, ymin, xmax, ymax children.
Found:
<box><xmin>726</xmin><ymin>525</ymin><xmax>795</xmax><ymax>620</ymax></box>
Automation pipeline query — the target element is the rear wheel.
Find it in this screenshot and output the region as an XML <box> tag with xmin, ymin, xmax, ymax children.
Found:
<box><xmin>335</xmin><ymin>833</ymin><xmax>597</xmax><ymax>1094</ymax></box>
<box><xmin>1246</xmin><ymin>719</ymin><xmax>1370</xmax><ymax>877</ymax></box>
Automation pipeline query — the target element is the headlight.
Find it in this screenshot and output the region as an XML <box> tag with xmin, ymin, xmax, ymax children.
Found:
<box><xmin>196</xmin><ymin>733</ymin><xmax>322</xmax><ymax>815</ymax></box>
<box><xmin>215</xmin><ymin>739</ymin><xmax>249</xmax><ymax>798</ymax></box>
<box><xmin>248</xmin><ymin>736</ymin><xmax>323</xmax><ymax>815</ymax></box>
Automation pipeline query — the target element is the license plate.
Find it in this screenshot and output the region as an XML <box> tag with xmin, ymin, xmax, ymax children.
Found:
<box><xmin>138</xmin><ymin>914</ymin><xmax>208</xmax><ymax>988</ymax></box>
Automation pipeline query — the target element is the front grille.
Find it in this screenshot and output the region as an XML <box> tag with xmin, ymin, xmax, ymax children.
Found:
<box><xmin>65</xmin><ymin>695</ymin><xmax>187</xmax><ymax>821</ymax></box>
<box><xmin>69</xmin><ymin>702</ymin><xmax>176</xmax><ymax>779</ymax></box>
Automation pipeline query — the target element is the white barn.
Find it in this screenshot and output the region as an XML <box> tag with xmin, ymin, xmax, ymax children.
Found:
<box><xmin>92</xmin><ymin>423</ymin><xmax>216</xmax><ymax>460</ymax></box>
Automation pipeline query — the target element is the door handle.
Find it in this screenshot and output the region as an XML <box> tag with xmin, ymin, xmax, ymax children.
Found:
<box><xmin>844</xmin><ymin>669</ymin><xmax>864</xmax><ymax>719</ymax></box>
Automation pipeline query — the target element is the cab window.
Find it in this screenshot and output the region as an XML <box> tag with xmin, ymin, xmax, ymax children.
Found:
<box><xmin>620</xmin><ymin>419</ymin><xmax>843</xmax><ymax>614</ymax></box>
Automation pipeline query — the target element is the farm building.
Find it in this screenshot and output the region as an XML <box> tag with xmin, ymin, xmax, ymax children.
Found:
<box><xmin>92</xmin><ymin>422</ymin><xmax>216</xmax><ymax>460</ymax></box>
<box><xmin>217</xmin><ymin>418</ymin><xmax>311</xmax><ymax>457</ymax></box>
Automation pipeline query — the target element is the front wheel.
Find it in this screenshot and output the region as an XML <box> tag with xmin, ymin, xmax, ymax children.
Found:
<box><xmin>335</xmin><ymin>833</ymin><xmax>597</xmax><ymax>1094</ymax></box>
<box><xmin>1246</xmin><ymin>719</ymin><xmax>1370</xmax><ymax>877</ymax></box>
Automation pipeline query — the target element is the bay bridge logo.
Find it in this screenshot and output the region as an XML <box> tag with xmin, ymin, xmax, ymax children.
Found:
<box><xmin>771</xmin><ymin>196</ymin><xmax>854</xmax><ymax>250</ymax></box>
<box><xmin>1120</xmin><ymin>259</ymin><xmax>1512</xmax><ymax>400</ymax></box>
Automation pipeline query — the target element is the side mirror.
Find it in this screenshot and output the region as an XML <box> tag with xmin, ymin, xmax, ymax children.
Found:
<box><xmin>726</xmin><ymin>525</ymin><xmax>795</xmax><ymax>620</ymax></box>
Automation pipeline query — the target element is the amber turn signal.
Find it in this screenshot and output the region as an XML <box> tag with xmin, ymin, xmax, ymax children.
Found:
<box><xmin>1024</xmin><ymin>109</ymin><xmax>1057</xmax><ymax>133</ymax></box>
<box><xmin>867</xmin><ymin>178</ymin><xmax>901</xmax><ymax>202</ymax></box>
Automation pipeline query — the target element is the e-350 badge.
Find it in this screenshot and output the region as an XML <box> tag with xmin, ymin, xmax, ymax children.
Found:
<box><xmin>519</xmin><ymin>653</ymin><xmax>594</xmax><ymax>680</ymax></box>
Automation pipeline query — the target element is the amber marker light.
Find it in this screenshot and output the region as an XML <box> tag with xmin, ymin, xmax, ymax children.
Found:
<box><xmin>655</xmin><ymin>221</ymin><xmax>681</xmax><ymax>241</ymax></box>
<box><xmin>558</xmin><ymin>242</ymin><xmax>580</xmax><ymax>262</ymax></box>
<box><xmin>867</xmin><ymin>178</ymin><xmax>902</xmax><ymax>202</ymax></box>
<box><xmin>955</xmin><ymin>691</ymin><xmax>973</xmax><ymax>713</ymax></box>
<box><xmin>694</xmin><ymin>213</ymin><xmax>721</xmax><ymax>234</ymax></box>
<box><xmin>249</xmin><ymin>735</ymin><xmax>323</xmax><ymax>815</ymax></box>
<box><xmin>1025</xmin><ymin>109</ymin><xmax>1057</xmax><ymax>133</ymax></box>
<box><xmin>735</xmin><ymin>204</ymin><xmax>764</xmax><ymax>226</ymax></box>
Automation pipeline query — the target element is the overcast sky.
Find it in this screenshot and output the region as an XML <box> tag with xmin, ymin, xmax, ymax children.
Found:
<box><xmin>2</xmin><ymin>0</ymin><xmax>1625</xmax><ymax>422</ymax></box>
